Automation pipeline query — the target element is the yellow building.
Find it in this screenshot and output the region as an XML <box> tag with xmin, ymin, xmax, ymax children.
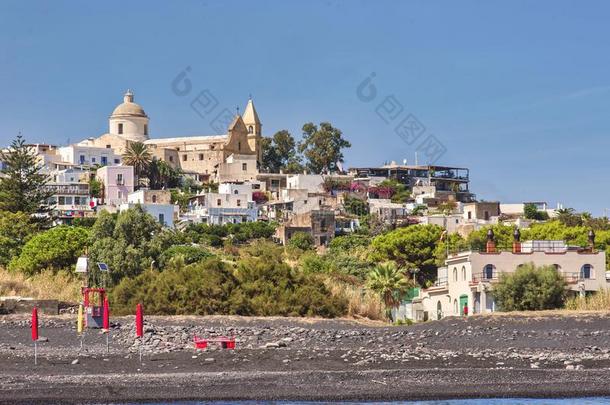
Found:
<box><xmin>79</xmin><ymin>91</ymin><xmax>262</xmax><ymax>182</ymax></box>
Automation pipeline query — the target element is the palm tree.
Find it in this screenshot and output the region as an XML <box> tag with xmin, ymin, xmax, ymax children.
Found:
<box><xmin>367</xmin><ymin>262</ymin><xmax>411</xmax><ymax>321</ymax></box>
<box><xmin>122</xmin><ymin>142</ymin><xmax>152</xmax><ymax>187</ymax></box>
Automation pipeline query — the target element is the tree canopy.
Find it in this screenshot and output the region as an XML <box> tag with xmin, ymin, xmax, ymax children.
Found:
<box><xmin>299</xmin><ymin>122</ymin><xmax>351</xmax><ymax>174</ymax></box>
<box><xmin>0</xmin><ymin>134</ymin><xmax>53</xmax><ymax>218</ymax></box>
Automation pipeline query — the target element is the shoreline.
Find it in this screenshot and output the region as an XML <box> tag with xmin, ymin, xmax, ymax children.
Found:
<box><xmin>2</xmin><ymin>313</ymin><xmax>610</xmax><ymax>403</ymax></box>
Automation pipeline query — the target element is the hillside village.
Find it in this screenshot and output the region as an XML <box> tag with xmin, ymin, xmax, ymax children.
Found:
<box><xmin>1</xmin><ymin>90</ymin><xmax>609</xmax><ymax>322</ymax></box>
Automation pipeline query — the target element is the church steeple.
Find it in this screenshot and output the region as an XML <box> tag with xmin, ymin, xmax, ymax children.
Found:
<box><xmin>241</xmin><ymin>97</ymin><xmax>262</xmax><ymax>165</ymax></box>
<box><xmin>242</xmin><ymin>97</ymin><xmax>261</xmax><ymax>136</ymax></box>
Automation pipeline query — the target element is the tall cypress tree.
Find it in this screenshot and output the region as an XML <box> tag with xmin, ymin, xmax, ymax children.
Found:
<box><xmin>0</xmin><ymin>134</ymin><xmax>53</xmax><ymax>220</ymax></box>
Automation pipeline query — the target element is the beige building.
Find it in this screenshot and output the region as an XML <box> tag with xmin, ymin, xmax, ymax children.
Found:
<box><xmin>79</xmin><ymin>91</ymin><xmax>262</xmax><ymax>181</ymax></box>
<box><xmin>417</xmin><ymin>229</ymin><xmax>608</xmax><ymax>321</ymax></box>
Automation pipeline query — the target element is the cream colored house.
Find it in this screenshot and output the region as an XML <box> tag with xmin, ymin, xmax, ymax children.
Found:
<box><xmin>416</xmin><ymin>230</ymin><xmax>608</xmax><ymax>321</ymax></box>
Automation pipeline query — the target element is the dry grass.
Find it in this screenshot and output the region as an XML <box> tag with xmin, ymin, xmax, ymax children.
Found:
<box><xmin>0</xmin><ymin>268</ymin><xmax>81</xmax><ymax>303</ymax></box>
<box><xmin>565</xmin><ymin>289</ymin><xmax>610</xmax><ymax>311</ymax></box>
<box><xmin>324</xmin><ymin>278</ymin><xmax>386</xmax><ymax>321</ymax></box>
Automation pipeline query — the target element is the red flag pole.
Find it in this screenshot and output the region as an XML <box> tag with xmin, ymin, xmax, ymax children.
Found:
<box><xmin>136</xmin><ymin>303</ymin><xmax>143</xmax><ymax>362</ymax></box>
<box><xmin>103</xmin><ymin>298</ymin><xmax>110</xmax><ymax>353</ymax></box>
<box><xmin>31</xmin><ymin>307</ymin><xmax>38</xmax><ymax>365</ymax></box>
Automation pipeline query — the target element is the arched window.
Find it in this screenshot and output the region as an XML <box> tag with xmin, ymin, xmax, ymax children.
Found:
<box><xmin>248</xmin><ymin>125</ymin><xmax>253</xmax><ymax>134</ymax></box>
<box><xmin>462</xmin><ymin>266</ymin><xmax>467</xmax><ymax>281</ymax></box>
<box><xmin>453</xmin><ymin>267</ymin><xmax>458</xmax><ymax>282</ymax></box>
<box><xmin>484</xmin><ymin>264</ymin><xmax>494</xmax><ymax>279</ymax></box>
<box><xmin>581</xmin><ymin>264</ymin><xmax>592</xmax><ymax>279</ymax></box>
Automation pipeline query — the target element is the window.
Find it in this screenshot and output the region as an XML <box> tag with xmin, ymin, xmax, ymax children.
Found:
<box><xmin>169</xmin><ymin>156</ymin><xmax>174</xmax><ymax>163</ymax></box>
<box><xmin>118</xmin><ymin>123</ymin><xmax>123</xmax><ymax>134</ymax></box>
<box><xmin>237</xmin><ymin>199</ymin><xmax>241</xmax><ymax>207</ymax></box>
<box><xmin>453</xmin><ymin>267</ymin><xmax>458</xmax><ymax>282</ymax></box>
<box><xmin>242</xmin><ymin>163</ymin><xmax>247</xmax><ymax>171</ymax></box>
<box><xmin>144</xmin><ymin>125</ymin><xmax>148</xmax><ymax>136</ymax></box>
<box><xmin>484</xmin><ymin>264</ymin><xmax>494</xmax><ymax>279</ymax></box>
<box><xmin>101</xmin><ymin>156</ymin><xmax>108</xmax><ymax>165</ymax></box>
<box><xmin>248</xmin><ymin>125</ymin><xmax>253</xmax><ymax>134</ymax></box>
<box><xmin>234</xmin><ymin>190</ymin><xmax>238</xmax><ymax>194</ymax></box>
<box><xmin>106</xmin><ymin>144</ymin><xmax>111</xmax><ymax>149</ymax></box>
<box><xmin>217</xmin><ymin>199</ymin><xmax>221</xmax><ymax>206</ymax></box>
<box><xmin>118</xmin><ymin>191</ymin><xmax>123</xmax><ymax>199</ymax></box>
<box><xmin>116</xmin><ymin>173</ymin><xmax>124</xmax><ymax>185</ymax></box>
<box><xmin>484</xmin><ymin>211</ymin><xmax>489</xmax><ymax>220</ymax></box>
<box><xmin>158</xmin><ymin>213</ymin><xmax>164</xmax><ymax>225</ymax></box>
<box><xmin>581</xmin><ymin>264</ymin><xmax>592</xmax><ymax>279</ymax></box>
<box><xmin>462</xmin><ymin>266</ymin><xmax>466</xmax><ymax>281</ymax></box>
<box><xmin>92</xmin><ymin>157</ymin><xmax>96</xmax><ymax>163</ymax></box>
<box><xmin>114</xmin><ymin>159</ymin><xmax>120</xmax><ymax>164</ymax></box>
<box><xmin>79</xmin><ymin>155</ymin><xmax>85</xmax><ymax>164</ymax></box>
<box><xmin>199</xmin><ymin>154</ymin><xmax>204</xmax><ymax>160</ymax></box>
<box><xmin>183</xmin><ymin>154</ymin><xmax>187</xmax><ymax>161</ymax></box>
<box><xmin>238</xmin><ymin>141</ymin><xmax>241</xmax><ymax>151</ymax></box>
<box><xmin>467</xmin><ymin>211</ymin><xmax>472</xmax><ymax>220</ymax></box>
<box><xmin>152</xmin><ymin>195</ymin><xmax>157</xmax><ymax>203</ymax></box>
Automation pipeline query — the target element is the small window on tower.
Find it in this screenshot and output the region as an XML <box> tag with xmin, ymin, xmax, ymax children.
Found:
<box><xmin>242</xmin><ymin>163</ymin><xmax>247</xmax><ymax>171</ymax></box>
<box><xmin>199</xmin><ymin>154</ymin><xmax>204</xmax><ymax>160</ymax></box>
<box><xmin>144</xmin><ymin>125</ymin><xmax>148</xmax><ymax>136</ymax></box>
<box><xmin>183</xmin><ymin>154</ymin><xmax>187</xmax><ymax>161</ymax></box>
<box><xmin>118</xmin><ymin>123</ymin><xmax>123</xmax><ymax>134</ymax></box>
<box><xmin>248</xmin><ymin>126</ymin><xmax>253</xmax><ymax>134</ymax></box>
<box><xmin>238</xmin><ymin>141</ymin><xmax>241</xmax><ymax>151</ymax></box>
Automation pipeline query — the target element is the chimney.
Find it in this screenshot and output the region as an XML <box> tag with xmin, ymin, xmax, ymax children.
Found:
<box><xmin>512</xmin><ymin>228</ymin><xmax>521</xmax><ymax>253</ymax></box>
<box><xmin>486</xmin><ymin>229</ymin><xmax>496</xmax><ymax>253</ymax></box>
<box><xmin>588</xmin><ymin>229</ymin><xmax>596</xmax><ymax>251</ymax></box>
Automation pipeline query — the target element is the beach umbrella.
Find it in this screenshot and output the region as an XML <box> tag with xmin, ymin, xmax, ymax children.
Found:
<box><xmin>31</xmin><ymin>307</ymin><xmax>38</xmax><ymax>341</ymax></box>
<box><xmin>136</xmin><ymin>303</ymin><xmax>144</xmax><ymax>362</ymax></box>
<box><xmin>103</xmin><ymin>298</ymin><xmax>110</xmax><ymax>353</ymax></box>
<box><xmin>136</xmin><ymin>303</ymin><xmax>143</xmax><ymax>338</ymax></box>
<box><xmin>103</xmin><ymin>298</ymin><xmax>110</xmax><ymax>330</ymax></box>
<box><xmin>32</xmin><ymin>307</ymin><xmax>38</xmax><ymax>365</ymax></box>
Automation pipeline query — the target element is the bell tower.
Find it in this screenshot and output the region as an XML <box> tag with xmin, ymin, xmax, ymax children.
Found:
<box><xmin>241</xmin><ymin>97</ymin><xmax>262</xmax><ymax>163</ymax></box>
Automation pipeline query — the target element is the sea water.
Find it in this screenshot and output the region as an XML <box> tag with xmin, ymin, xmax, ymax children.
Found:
<box><xmin>110</xmin><ymin>399</ymin><xmax>610</xmax><ymax>404</ymax></box>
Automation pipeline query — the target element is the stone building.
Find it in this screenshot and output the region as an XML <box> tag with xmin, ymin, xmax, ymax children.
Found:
<box><xmin>78</xmin><ymin>91</ymin><xmax>263</xmax><ymax>180</ymax></box>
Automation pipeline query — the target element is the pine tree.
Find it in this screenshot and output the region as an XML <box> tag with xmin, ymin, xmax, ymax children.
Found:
<box><xmin>0</xmin><ymin>134</ymin><xmax>53</xmax><ymax>218</ymax></box>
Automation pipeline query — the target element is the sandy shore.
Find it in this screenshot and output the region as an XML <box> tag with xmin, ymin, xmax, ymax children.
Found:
<box><xmin>2</xmin><ymin>313</ymin><xmax>610</xmax><ymax>403</ymax></box>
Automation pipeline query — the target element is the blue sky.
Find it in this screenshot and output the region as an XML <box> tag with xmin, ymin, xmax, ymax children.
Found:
<box><xmin>1</xmin><ymin>1</ymin><xmax>609</xmax><ymax>214</ymax></box>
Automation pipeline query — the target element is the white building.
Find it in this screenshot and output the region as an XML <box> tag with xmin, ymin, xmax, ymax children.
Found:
<box><xmin>120</xmin><ymin>189</ymin><xmax>175</xmax><ymax>227</ymax></box>
<box><xmin>184</xmin><ymin>191</ymin><xmax>257</xmax><ymax>225</ymax></box>
<box><xmin>58</xmin><ymin>145</ymin><xmax>121</xmax><ymax>167</ymax></box>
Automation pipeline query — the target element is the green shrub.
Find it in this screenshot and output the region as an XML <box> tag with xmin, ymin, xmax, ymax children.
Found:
<box><xmin>9</xmin><ymin>226</ymin><xmax>90</xmax><ymax>275</ymax></box>
<box><xmin>158</xmin><ymin>245</ymin><xmax>214</xmax><ymax>268</ymax></box>
<box><xmin>111</xmin><ymin>258</ymin><xmax>241</xmax><ymax>315</ymax></box>
<box><xmin>288</xmin><ymin>231</ymin><xmax>315</xmax><ymax>251</ymax></box>
<box><xmin>0</xmin><ymin>211</ymin><xmax>37</xmax><ymax>267</ymax></box>
<box><xmin>493</xmin><ymin>262</ymin><xmax>567</xmax><ymax>311</ymax></box>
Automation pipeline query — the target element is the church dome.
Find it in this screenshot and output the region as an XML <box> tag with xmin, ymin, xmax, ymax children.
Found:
<box><xmin>110</xmin><ymin>90</ymin><xmax>148</xmax><ymax>118</ymax></box>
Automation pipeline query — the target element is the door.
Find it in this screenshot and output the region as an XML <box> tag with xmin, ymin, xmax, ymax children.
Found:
<box><xmin>459</xmin><ymin>295</ymin><xmax>468</xmax><ymax>316</ymax></box>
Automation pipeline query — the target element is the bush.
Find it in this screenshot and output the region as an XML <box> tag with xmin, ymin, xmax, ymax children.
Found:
<box><xmin>158</xmin><ymin>245</ymin><xmax>214</xmax><ymax>268</ymax></box>
<box><xmin>8</xmin><ymin>226</ymin><xmax>90</xmax><ymax>275</ymax></box>
<box><xmin>329</xmin><ymin>234</ymin><xmax>371</xmax><ymax>253</ymax></box>
<box><xmin>0</xmin><ymin>211</ymin><xmax>37</xmax><ymax>267</ymax></box>
<box><xmin>493</xmin><ymin>263</ymin><xmax>567</xmax><ymax>311</ymax></box>
<box><xmin>235</xmin><ymin>242</ymin><xmax>346</xmax><ymax>317</ymax></box>
<box><xmin>288</xmin><ymin>231</ymin><xmax>314</xmax><ymax>251</ymax></box>
<box><xmin>111</xmin><ymin>258</ymin><xmax>242</xmax><ymax>315</ymax></box>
